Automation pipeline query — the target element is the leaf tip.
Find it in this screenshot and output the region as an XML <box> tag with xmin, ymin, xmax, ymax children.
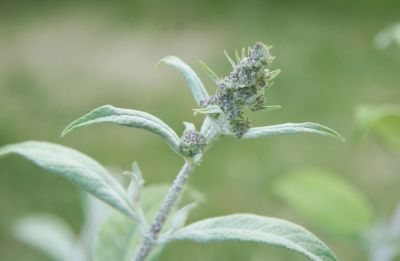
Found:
<box><xmin>155</xmin><ymin>55</ymin><xmax>175</xmax><ymax>69</ymax></box>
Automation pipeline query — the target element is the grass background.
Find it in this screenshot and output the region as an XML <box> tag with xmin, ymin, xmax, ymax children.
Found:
<box><xmin>0</xmin><ymin>0</ymin><xmax>400</xmax><ymax>260</ymax></box>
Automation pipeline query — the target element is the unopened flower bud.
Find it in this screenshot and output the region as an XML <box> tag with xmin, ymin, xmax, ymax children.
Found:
<box><xmin>180</xmin><ymin>130</ymin><xmax>206</xmax><ymax>157</ymax></box>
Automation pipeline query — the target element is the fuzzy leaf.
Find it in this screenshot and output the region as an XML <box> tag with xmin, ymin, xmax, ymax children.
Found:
<box><xmin>158</xmin><ymin>56</ymin><xmax>209</xmax><ymax>106</ymax></box>
<box><xmin>94</xmin><ymin>185</ymin><xmax>169</xmax><ymax>261</ymax></box>
<box><xmin>354</xmin><ymin>104</ymin><xmax>400</xmax><ymax>150</ymax></box>
<box><xmin>14</xmin><ymin>214</ymin><xmax>77</xmax><ymax>261</ymax></box>
<box><xmin>0</xmin><ymin>141</ymin><xmax>137</xmax><ymax>219</ymax></box>
<box><xmin>242</xmin><ymin>122</ymin><xmax>345</xmax><ymax>141</ymax></box>
<box><xmin>62</xmin><ymin>105</ymin><xmax>182</xmax><ymax>156</ymax></box>
<box><xmin>164</xmin><ymin>213</ymin><xmax>338</xmax><ymax>261</ymax></box>
<box><xmin>94</xmin><ymin>184</ymin><xmax>198</xmax><ymax>261</ymax></box>
<box><xmin>275</xmin><ymin>169</ymin><xmax>373</xmax><ymax>239</ymax></box>
<box><xmin>170</xmin><ymin>203</ymin><xmax>198</xmax><ymax>232</ymax></box>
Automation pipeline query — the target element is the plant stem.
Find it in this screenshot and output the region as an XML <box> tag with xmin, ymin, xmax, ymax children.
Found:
<box><xmin>134</xmin><ymin>161</ymin><xmax>195</xmax><ymax>261</ymax></box>
<box><xmin>134</xmin><ymin>117</ymin><xmax>219</xmax><ymax>261</ymax></box>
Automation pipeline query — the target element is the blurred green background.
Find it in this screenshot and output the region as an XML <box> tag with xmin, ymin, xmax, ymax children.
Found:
<box><xmin>1</xmin><ymin>0</ymin><xmax>400</xmax><ymax>260</ymax></box>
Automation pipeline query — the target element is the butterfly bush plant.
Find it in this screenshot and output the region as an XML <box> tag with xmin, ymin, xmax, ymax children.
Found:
<box><xmin>0</xmin><ymin>42</ymin><xmax>345</xmax><ymax>261</ymax></box>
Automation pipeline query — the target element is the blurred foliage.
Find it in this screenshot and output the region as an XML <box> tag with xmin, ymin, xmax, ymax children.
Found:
<box><xmin>354</xmin><ymin>104</ymin><xmax>400</xmax><ymax>151</ymax></box>
<box><xmin>1</xmin><ymin>0</ymin><xmax>400</xmax><ymax>260</ymax></box>
<box><xmin>274</xmin><ymin>168</ymin><xmax>373</xmax><ymax>240</ymax></box>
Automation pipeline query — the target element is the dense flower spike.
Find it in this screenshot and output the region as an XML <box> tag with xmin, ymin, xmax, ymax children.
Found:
<box><xmin>201</xmin><ymin>42</ymin><xmax>280</xmax><ymax>137</ymax></box>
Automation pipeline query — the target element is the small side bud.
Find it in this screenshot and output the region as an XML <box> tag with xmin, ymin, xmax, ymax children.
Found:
<box><xmin>180</xmin><ymin>127</ymin><xmax>206</xmax><ymax>158</ymax></box>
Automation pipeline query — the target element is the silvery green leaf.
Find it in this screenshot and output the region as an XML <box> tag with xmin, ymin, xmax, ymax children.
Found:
<box><xmin>275</xmin><ymin>169</ymin><xmax>373</xmax><ymax>239</ymax></box>
<box><xmin>124</xmin><ymin>162</ymin><xmax>145</xmax><ymax>202</ymax></box>
<box><xmin>259</xmin><ymin>105</ymin><xmax>282</xmax><ymax>111</ymax></box>
<box><xmin>94</xmin><ymin>185</ymin><xmax>169</xmax><ymax>261</ymax></box>
<box><xmin>354</xmin><ymin>104</ymin><xmax>400</xmax><ymax>150</ymax></box>
<box><xmin>95</xmin><ymin>184</ymin><xmax>196</xmax><ymax>261</ymax></box>
<box><xmin>163</xmin><ymin>213</ymin><xmax>338</xmax><ymax>261</ymax></box>
<box><xmin>170</xmin><ymin>203</ymin><xmax>197</xmax><ymax>232</ymax></box>
<box><xmin>235</xmin><ymin>50</ymin><xmax>241</xmax><ymax>63</ymax></box>
<box><xmin>241</xmin><ymin>47</ymin><xmax>246</xmax><ymax>59</ymax></box>
<box><xmin>79</xmin><ymin>195</ymin><xmax>111</xmax><ymax>260</ymax></box>
<box><xmin>62</xmin><ymin>105</ymin><xmax>183</xmax><ymax>156</ymax></box>
<box><xmin>157</xmin><ymin>56</ymin><xmax>209</xmax><ymax>106</ymax></box>
<box><xmin>0</xmin><ymin>141</ymin><xmax>137</xmax><ymax>219</ymax></box>
<box><xmin>224</xmin><ymin>50</ymin><xmax>236</xmax><ymax>68</ymax></box>
<box><xmin>242</xmin><ymin>122</ymin><xmax>345</xmax><ymax>141</ymax></box>
<box><xmin>13</xmin><ymin>214</ymin><xmax>78</xmax><ymax>261</ymax></box>
<box><xmin>266</xmin><ymin>69</ymin><xmax>281</xmax><ymax>80</ymax></box>
<box><xmin>193</xmin><ymin>105</ymin><xmax>223</xmax><ymax>116</ymax></box>
<box><xmin>199</xmin><ymin>61</ymin><xmax>220</xmax><ymax>85</ymax></box>
<box><xmin>183</xmin><ymin>121</ymin><xmax>196</xmax><ymax>132</ymax></box>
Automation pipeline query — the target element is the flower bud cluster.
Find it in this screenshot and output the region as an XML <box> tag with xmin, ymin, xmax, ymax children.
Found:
<box><xmin>180</xmin><ymin>129</ymin><xmax>206</xmax><ymax>157</ymax></box>
<box><xmin>201</xmin><ymin>42</ymin><xmax>279</xmax><ymax>137</ymax></box>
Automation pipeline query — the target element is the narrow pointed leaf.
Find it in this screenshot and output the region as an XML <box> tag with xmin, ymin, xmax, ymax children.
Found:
<box><xmin>164</xmin><ymin>213</ymin><xmax>337</xmax><ymax>261</ymax></box>
<box><xmin>0</xmin><ymin>141</ymin><xmax>137</xmax><ymax>219</ymax></box>
<box><xmin>170</xmin><ymin>203</ymin><xmax>197</xmax><ymax>232</ymax></box>
<box><xmin>242</xmin><ymin>122</ymin><xmax>345</xmax><ymax>141</ymax></box>
<box><xmin>14</xmin><ymin>214</ymin><xmax>77</xmax><ymax>261</ymax></box>
<box><xmin>235</xmin><ymin>50</ymin><xmax>241</xmax><ymax>63</ymax></box>
<box><xmin>199</xmin><ymin>61</ymin><xmax>220</xmax><ymax>85</ymax></box>
<box><xmin>158</xmin><ymin>56</ymin><xmax>209</xmax><ymax>106</ymax></box>
<box><xmin>241</xmin><ymin>47</ymin><xmax>246</xmax><ymax>59</ymax></box>
<box><xmin>224</xmin><ymin>50</ymin><xmax>236</xmax><ymax>68</ymax></box>
<box><xmin>259</xmin><ymin>105</ymin><xmax>282</xmax><ymax>112</ymax></box>
<box><xmin>62</xmin><ymin>105</ymin><xmax>182</xmax><ymax>156</ymax></box>
<box><xmin>275</xmin><ymin>169</ymin><xmax>373</xmax><ymax>238</ymax></box>
<box><xmin>193</xmin><ymin>105</ymin><xmax>223</xmax><ymax>115</ymax></box>
<box><xmin>183</xmin><ymin>121</ymin><xmax>196</xmax><ymax>132</ymax></box>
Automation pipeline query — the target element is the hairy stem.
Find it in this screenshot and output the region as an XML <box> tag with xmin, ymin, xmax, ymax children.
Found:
<box><xmin>134</xmin><ymin>161</ymin><xmax>195</xmax><ymax>261</ymax></box>
<box><xmin>133</xmin><ymin>117</ymin><xmax>219</xmax><ymax>261</ymax></box>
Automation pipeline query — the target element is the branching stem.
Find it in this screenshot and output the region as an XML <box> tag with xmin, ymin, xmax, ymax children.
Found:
<box><xmin>134</xmin><ymin>161</ymin><xmax>194</xmax><ymax>261</ymax></box>
<box><xmin>133</xmin><ymin>117</ymin><xmax>218</xmax><ymax>261</ymax></box>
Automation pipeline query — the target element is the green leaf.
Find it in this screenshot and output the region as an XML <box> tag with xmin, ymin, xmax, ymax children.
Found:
<box><xmin>242</xmin><ymin>122</ymin><xmax>345</xmax><ymax>141</ymax></box>
<box><xmin>157</xmin><ymin>56</ymin><xmax>209</xmax><ymax>106</ymax></box>
<box><xmin>354</xmin><ymin>104</ymin><xmax>400</xmax><ymax>150</ymax></box>
<box><xmin>163</xmin><ymin>213</ymin><xmax>338</xmax><ymax>261</ymax></box>
<box><xmin>13</xmin><ymin>214</ymin><xmax>78</xmax><ymax>261</ymax></box>
<box><xmin>241</xmin><ymin>47</ymin><xmax>246</xmax><ymax>59</ymax></box>
<box><xmin>199</xmin><ymin>61</ymin><xmax>220</xmax><ymax>85</ymax></box>
<box><xmin>234</xmin><ymin>50</ymin><xmax>241</xmax><ymax>63</ymax></box>
<box><xmin>94</xmin><ymin>185</ymin><xmax>169</xmax><ymax>261</ymax></box>
<box><xmin>193</xmin><ymin>105</ymin><xmax>223</xmax><ymax>116</ymax></box>
<box><xmin>62</xmin><ymin>105</ymin><xmax>183</xmax><ymax>156</ymax></box>
<box><xmin>274</xmin><ymin>169</ymin><xmax>373</xmax><ymax>239</ymax></box>
<box><xmin>0</xmin><ymin>141</ymin><xmax>137</xmax><ymax>219</ymax></box>
<box><xmin>259</xmin><ymin>105</ymin><xmax>282</xmax><ymax>112</ymax></box>
<box><xmin>94</xmin><ymin>184</ymin><xmax>197</xmax><ymax>261</ymax></box>
<box><xmin>224</xmin><ymin>50</ymin><xmax>236</xmax><ymax>68</ymax></box>
<box><xmin>170</xmin><ymin>202</ymin><xmax>198</xmax><ymax>232</ymax></box>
